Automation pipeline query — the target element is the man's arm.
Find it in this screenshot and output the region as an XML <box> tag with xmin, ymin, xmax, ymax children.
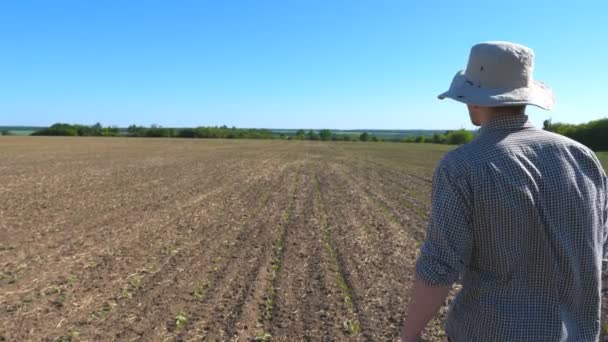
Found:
<box><xmin>603</xmin><ymin>173</ymin><xmax>608</xmax><ymax>271</ymax></box>
<box><xmin>401</xmin><ymin>279</ymin><xmax>451</xmax><ymax>341</ymax></box>
<box><xmin>401</xmin><ymin>162</ymin><xmax>473</xmax><ymax>340</ymax></box>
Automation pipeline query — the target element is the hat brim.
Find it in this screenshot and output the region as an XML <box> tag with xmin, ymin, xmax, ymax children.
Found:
<box><xmin>438</xmin><ymin>70</ymin><xmax>555</xmax><ymax>110</ymax></box>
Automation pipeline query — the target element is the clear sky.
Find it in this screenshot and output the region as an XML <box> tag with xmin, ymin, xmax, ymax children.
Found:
<box><xmin>1</xmin><ymin>0</ymin><xmax>606</xmax><ymax>129</ymax></box>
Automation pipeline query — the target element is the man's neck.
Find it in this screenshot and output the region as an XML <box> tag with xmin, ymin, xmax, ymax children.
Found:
<box><xmin>479</xmin><ymin>112</ymin><xmax>525</xmax><ymax>126</ymax></box>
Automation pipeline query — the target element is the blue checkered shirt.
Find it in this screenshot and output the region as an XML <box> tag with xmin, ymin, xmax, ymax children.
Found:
<box><xmin>416</xmin><ymin>115</ymin><xmax>608</xmax><ymax>341</ymax></box>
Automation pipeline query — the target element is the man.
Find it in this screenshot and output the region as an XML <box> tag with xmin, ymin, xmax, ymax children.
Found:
<box><xmin>401</xmin><ymin>41</ymin><xmax>607</xmax><ymax>341</ymax></box>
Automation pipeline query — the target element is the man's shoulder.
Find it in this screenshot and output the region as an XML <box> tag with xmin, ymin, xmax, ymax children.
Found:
<box><xmin>438</xmin><ymin>128</ymin><xmax>603</xmax><ymax>177</ymax></box>
<box><xmin>533</xmin><ymin>129</ymin><xmax>603</xmax><ymax>169</ymax></box>
<box><xmin>436</xmin><ymin>142</ymin><xmax>479</xmax><ymax>178</ymax></box>
<box><xmin>537</xmin><ymin>128</ymin><xmax>592</xmax><ymax>152</ymax></box>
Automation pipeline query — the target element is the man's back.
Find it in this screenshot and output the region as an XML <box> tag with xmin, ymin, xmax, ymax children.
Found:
<box><xmin>416</xmin><ymin>115</ymin><xmax>607</xmax><ymax>341</ymax></box>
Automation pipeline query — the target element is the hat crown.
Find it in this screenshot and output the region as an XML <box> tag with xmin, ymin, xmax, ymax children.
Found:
<box><xmin>465</xmin><ymin>41</ymin><xmax>534</xmax><ymax>89</ymax></box>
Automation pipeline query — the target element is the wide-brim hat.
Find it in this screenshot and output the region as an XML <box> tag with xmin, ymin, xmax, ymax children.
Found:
<box><xmin>438</xmin><ymin>41</ymin><xmax>555</xmax><ymax>110</ymax></box>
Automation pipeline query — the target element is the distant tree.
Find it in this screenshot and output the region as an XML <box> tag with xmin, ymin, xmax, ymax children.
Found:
<box><xmin>177</xmin><ymin>128</ymin><xmax>196</xmax><ymax>138</ymax></box>
<box><xmin>102</xmin><ymin>126</ymin><xmax>120</xmax><ymax>136</ymax></box>
<box><xmin>319</xmin><ymin>129</ymin><xmax>332</xmax><ymax>141</ymax></box>
<box><xmin>91</xmin><ymin>122</ymin><xmax>103</xmax><ymax>135</ymax></box>
<box><xmin>430</xmin><ymin>133</ymin><xmax>447</xmax><ymax>144</ymax></box>
<box><xmin>307</xmin><ymin>129</ymin><xmax>319</xmax><ymax>141</ymax></box>
<box><xmin>31</xmin><ymin>123</ymin><xmax>78</xmax><ymax>136</ymax></box>
<box><xmin>295</xmin><ymin>129</ymin><xmax>306</xmax><ymax>140</ymax></box>
<box><xmin>1</xmin><ymin>130</ymin><xmax>12</xmax><ymax>136</ymax></box>
<box><xmin>359</xmin><ymin>132</ymin><xmax>370</xmax><ymax>142</ymax></box>
<box><xmin>445</xmin><ymin>129</ymin><xmax>475</xmax><ymax>145</ymax></box>
<box><xmin>127</xmin><ymin>125</ymin><xmax>144</xmax><ymax>137</ymax></box>
<box><xmin>548</xmin><ymin>118</ymin><xmax>608</xmax><ymax>150</ymax></box>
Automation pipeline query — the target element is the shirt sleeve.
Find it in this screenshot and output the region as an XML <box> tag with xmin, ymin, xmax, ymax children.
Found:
<box><xmin>415</xmin><ymin>162</ymin><xmax>474</xmax><ymax>286</ymax></box>
<box><xmin>603</xmin><ymin>173</ymin><xmax>608</xmax><ymax>273</ymax></box>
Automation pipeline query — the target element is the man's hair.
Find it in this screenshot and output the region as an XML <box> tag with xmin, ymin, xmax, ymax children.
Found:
<box><xmin>492</xmin><ymin>105</ymin><xmax>526</xmax><ymax>115</ymax></box>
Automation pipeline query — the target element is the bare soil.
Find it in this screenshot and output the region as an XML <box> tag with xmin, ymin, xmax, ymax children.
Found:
<box><xmin>0</xmin><ymin>137</ymin><xmax>604</xmax><ymax>341</ymax></box>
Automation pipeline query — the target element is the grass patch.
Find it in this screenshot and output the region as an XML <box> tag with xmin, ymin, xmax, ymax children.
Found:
<box><xmin>597</xmin><ymin>152</ymin><xmax>608</xmax><ymax>170</ymax></box>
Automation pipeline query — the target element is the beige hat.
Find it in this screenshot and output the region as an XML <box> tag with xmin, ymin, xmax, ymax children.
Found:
<box><xmin>438</xmin><ymin>41</ymin><xmax>555</xmax><ymax>110</ymax></box>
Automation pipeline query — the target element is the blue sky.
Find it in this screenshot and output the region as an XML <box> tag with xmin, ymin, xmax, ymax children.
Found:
<box><xmin>1</xmin><ymin>0</ymin><xmax>606</xmax><ymax>129</ymax></box>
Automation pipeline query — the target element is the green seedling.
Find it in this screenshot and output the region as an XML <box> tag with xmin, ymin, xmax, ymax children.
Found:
<box><xmin>119</xmin><ymin>274</ymin><xmax>143</xmax><ymax>299</ymax></box>
<box><xmin>343</xmin><ymin>319</ymin><xmax>361</xmax><ymax>335</ymax></box>
<box><xmin>192</xmin><ymin>283</ymin><xmax>208</xmax><ymax>300</ymax></box>
<box><xmin>254</xmin><ymin>331</ymin><xmax>272</xmax><ymax>341</ymax></box>
<box><xmin>58</xmin><ymin>329</ymin><xmax>79</xmax><ymax>342</ymax></box>
<box><xmin>88</xmin><ymin>301</ymin><xmax>117</xmax><ymax>321</ymax></box>
<box><xmin>175</xmin><ymin>312</ymin><xmax>187</xmax><ymax>330</ymax></box>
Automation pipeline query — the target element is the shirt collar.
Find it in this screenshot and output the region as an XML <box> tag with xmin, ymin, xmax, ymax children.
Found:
<box><xmin>479</xmin><ymin>114</ymin><xmax>535</xmax><ymax>135</ymax></box>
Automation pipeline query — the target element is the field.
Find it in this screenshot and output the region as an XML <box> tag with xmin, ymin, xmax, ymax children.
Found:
<box><xmin>598</xmin><ymin>151</ymin><xmax>608</xmax><ymax>170</ymax></box>
<box><xmin>0</xmin><ymin>137</ymin><xmax>605</xmax><ymax>341</ymax></box>
<box><xmin>0</xmin><ymin>137</ymin><xmax>455</xmax><ymax>341</ymax></box>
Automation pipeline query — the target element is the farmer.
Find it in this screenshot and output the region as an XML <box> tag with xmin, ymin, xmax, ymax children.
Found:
<box><xmin>401</xmin><ymin>41</ymin><xmax>607</xmax><ymax>341</ymax></box>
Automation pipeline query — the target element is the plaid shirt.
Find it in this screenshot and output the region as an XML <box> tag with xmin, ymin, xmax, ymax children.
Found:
<box><xmin>416</xmin><ymin>115</ymin><xmax>608</xmax><ymax>341</ymax></box>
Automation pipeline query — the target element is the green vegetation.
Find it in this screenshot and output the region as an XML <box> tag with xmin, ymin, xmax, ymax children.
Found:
<box><xmin>30</xmin><ymin>123</ymin><xmax>276</xmax><ymax>139</ymax></box>
<box><xmin>192</xmin><ymin>283</ymin><xmax>208</xmax><ymax>300</ymax></box>
<box><xmin>274</xmin><ymin>128</ymin><xmax>447</xmax><ymax>141</ymax></box>
<box><xmin>88</xmin><ymin>301</ymin><xmax>118</xmax><ymax>321</ymax></box>
<box><xmin>58</xmin><ymin>329</ymin><xmax>79</xmax><ymax>342</ymax></box>
<box><xmin>119</xmin><ymin>274</ymin><xmax>143</xmax><ymax>299</ymax></box>
<box><xmin>32</xmin><ymin>123</ymin><xmax>120</xmax><ymax>136</ymax></box>
<box><xmin>254</xmin><ymin>332</ymin><xmax>272</xmax><ymax>341</ymax></box>
<box><xmin>597</xmin><ymin>152</ymin><xmax>607</xmax><ymax>170</ymax></box>
<box><xmin>288</xmin><ymin>128</ymin><xmax>360</xmax><ymax>141</ymax></box>
<box><xmin>401</xmin><ymin>129</ymin><xmax>475</xmax><ymax>145</ymax></box>
<box><xmin>130</xmin><ymin>124</ymin><xmax>274</xmax><ymax>139</ymax></box>
<box><xmin>544</xmin><ymin>118</ymin><xmax>608</xmax><ymax>151</ymax></box>
<box><xmin>0</xmin><ymin>126</ymin><xmax>43</xmax><ymax>136</ymax></box>
<box><xmin>28</xmin><ymin>123</ymin><xmax>458</xmax><ymax>143</ymax></box>
<box><xmin>174</xmin><ymin>312</ymin><xmax>188</xmax><ymax>330</ymax></box>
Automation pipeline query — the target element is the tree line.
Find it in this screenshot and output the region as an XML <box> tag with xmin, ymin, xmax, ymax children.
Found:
<box><xmin>28</xmin><ymin>124</ymin><xmax>465</xmax><ymax>144</ymax></box>
<box><xmin>126</xmin><ymin>125</ymin><xmax>274</xmax><ymax>139</ymax></box>
<box><xmin>543</xmin><ymin>118</ymin><xmax>608</xmax><ymax>151</ymax></box>
<box><xmin>287</xmin><ymin>129</ymin><xmax>361</xmax><ymax>141</ymax></box>
<box><xmin>29</xmin><ymin>124</ymin><xmax>367</xmax><ymax>141</ymax></box>
<box><xmin>399</xmin><ymin>129</ymin><xmax>475</xmax><ymax>145</ymax></box>
<box><xmin>31</xmin><ymin>123</ymin><xmax>274</xmax><ymax>139</ymax></box>
<box><xmin>25</xmin><ymin>118</ymin><xmax>608</xmax><ymax>150</ymax></box>
<box><xmin>31</xmin><ymin>123</ymin><xmax>120</xmax><ymax>136</ymax></box>
<box><xmin>29</xmin><ymin>123</ymin><xmax>479</xmax><ymax>145</ymax></box>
